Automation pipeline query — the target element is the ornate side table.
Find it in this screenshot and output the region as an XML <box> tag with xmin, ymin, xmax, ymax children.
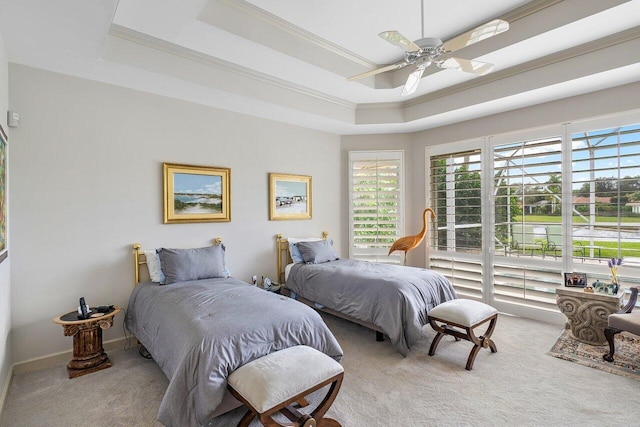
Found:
<box><xmin>556</xmin><ymin>287</ymin><xmax>623</xmax><ymax>346</ymax></box>
<box><xmin>53</xmin><ymin>307</ymin><xmax>122</xmax><ymax>378</ymax></box>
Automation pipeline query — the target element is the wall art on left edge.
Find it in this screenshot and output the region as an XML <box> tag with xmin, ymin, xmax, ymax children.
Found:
<box><xmin>163</xmin><ymin>163</ymin><xmax>231</xmax><ymax>223</ymax></box>
<box><xmin>0</xmin><ymin>125</ymin><xmax>7</xmax><ymax>263</ymax></box>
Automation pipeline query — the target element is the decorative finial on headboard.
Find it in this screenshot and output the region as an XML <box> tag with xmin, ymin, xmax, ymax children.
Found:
<box><xmin>322</xmin><ymin>231</ymin><xmax>328</xmax><ymax>239</ymax></box>
<box><xmin>276</xmin><ymin>233</ymin><xmax>283</xmax><ymax>241</ymax></box>
<box><xmin>133</xmin><ymin>243</ymin><xmax>142</xmax><ymax>285</ymax></box>
<box><xmin>214</xmin><ymin>237</ymin><xmax>222</xmax><ymax>245</ymax></box>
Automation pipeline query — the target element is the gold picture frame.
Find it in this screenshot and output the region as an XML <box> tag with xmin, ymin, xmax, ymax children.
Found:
<box><xmin>269</xmin><ymin>173</ymin><xmax>312</xmax><ymax>220</ymax></box>
<box><xmin>163</xmin><ymin>163</ymin><xmax>231</xmax><ymax>223</ymax></box>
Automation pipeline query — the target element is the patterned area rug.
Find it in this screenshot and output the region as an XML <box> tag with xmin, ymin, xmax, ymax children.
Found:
<box><xmin>547</xmin><ymin>329</ymin><xmax>640</xmax><ymax>381</ymax></box>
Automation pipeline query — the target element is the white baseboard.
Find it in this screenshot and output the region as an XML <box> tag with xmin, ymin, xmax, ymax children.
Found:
<box><xmin>11</xmin><ymin>337</ymin><xmax>129</xmax><ymax>375</ymax></box>
<box><xmin>0</xmin><ymin>337</ymin><xmax>131</xmax><ymax>420</ymax></box>
<box><xmin>0</xmin><ymin>365</ymin><xmax>13</xmax><ymax>422</ymax></box>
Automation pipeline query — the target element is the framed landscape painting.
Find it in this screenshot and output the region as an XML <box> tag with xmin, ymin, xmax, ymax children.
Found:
<box><xmin>269</xmin><ymin>173</ymin><xmax>312</xmax><ymax>220</ymax></box>
<box><xmin>163</xmin><ymin>163</ymin><xmax>231</xmax><ymax>223</ymax></box>
<box><xmin>0</xmin><ymin>125</ymin><xmax>6</xmax><ymax>263</ymax></box>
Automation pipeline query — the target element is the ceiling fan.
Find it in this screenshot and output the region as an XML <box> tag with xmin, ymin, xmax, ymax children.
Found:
<box><xmin>348</xmin><ymin>2</ymin><xmax>509</xmax><ymax>96</ymax></box>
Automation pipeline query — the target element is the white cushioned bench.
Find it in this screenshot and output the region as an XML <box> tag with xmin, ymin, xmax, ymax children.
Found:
<box><xmin>427</xmin><ymin>299</ymin><xmax>498</xmax><ymax>370</ymax></box>
<box><xmin>227</xmin><ymin>345</ymin><xmax>344</xmax><ymax>427</ymax></box>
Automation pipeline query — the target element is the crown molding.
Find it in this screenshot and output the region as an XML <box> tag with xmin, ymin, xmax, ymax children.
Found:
<box><xmin>213</xmin><ymin>0</ymin><xmax>375</xmax><ymax>69</ymax></box>
<box><xmin>500</xmin><ymin>0</ymin><xmax>563</xmax><ymax>23</ymax></box>
<box><xmin>107</xmin><ymin>24</ymin><xmax>356</xmax><ymax>110</ymax></box>
<box><xmin>404</xmin><ymin>25</ymin><xmax>640</xmax><ymax>108</ymax></box>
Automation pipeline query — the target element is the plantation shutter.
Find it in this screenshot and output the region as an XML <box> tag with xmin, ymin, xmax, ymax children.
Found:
<box><xmin>429</xmin><ymin>149</ymin><xmax>482</xmax><ymax>253</ymax></box>
<box><xmin>492</xmin><ymin>136</ymin><xmax>563</xmax><ymax>309</ymax></box>
<box><xmin>494</xmin><ymin>137</ymin><xmax>563</xmax><ymax>257</ymax></box>
<box><xmin>428</xmin><ymin>149</ymin><xmax>483</xmax><ymax>299</ymax></box>
<box><xmin>571</xmin><ymin>125</ymin><xmax>640</xmax><ymax>269</ymax></box>
<box><xmin>349</xmin><ymin>151</ymin><xmax>404</xmax><ymax>264</ymax></box>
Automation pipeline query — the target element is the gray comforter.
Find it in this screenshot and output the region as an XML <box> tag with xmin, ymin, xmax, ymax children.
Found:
<box><xmin>125</xmin><ymin>278</ymin><xmax>343</xmax><ymax>427</ymax></box>
<box><xmin>287</xmin><ymin>259</ymin><xmax>456</xmax><ymax>356</ymax></box>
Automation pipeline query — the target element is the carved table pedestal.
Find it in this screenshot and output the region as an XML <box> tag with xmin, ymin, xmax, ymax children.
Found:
<box><xmin>556</xmin><ymin>287</ymin><xmax>622</xmax><ymax>346</ymax></box>
<box><xmin>53</xmin><ymin>307</ymin><xmax>121</xmax><ymax>378</ymax></box>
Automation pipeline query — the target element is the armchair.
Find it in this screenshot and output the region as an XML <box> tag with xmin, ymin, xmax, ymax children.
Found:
<box><xmin>603</xmin><ymin>287</ymin><xmax>639</xmax><ymax>362</ymax></box>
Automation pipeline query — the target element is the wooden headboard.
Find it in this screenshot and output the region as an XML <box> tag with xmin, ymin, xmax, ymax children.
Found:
<box><xmin>275</xmin><ymin>232</ymin><xmax>328</xmax><ymax>284</ymax></box>
<box><xmin>132</xmin><ymin>238</ymin><xmax>223</xmax><ymax>285</ymax></box>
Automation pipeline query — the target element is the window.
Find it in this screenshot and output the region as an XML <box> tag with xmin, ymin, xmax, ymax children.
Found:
<box><xmin>429</xmin><ymin>149</ymin><xmax>482</xmax><ymax>253</ymax></box>
<box><xmin>427</xmin><ymin>145</ymin><xmax>484</xmax><ymax>300</ymax></box>
<box><xmin>490</xmin><ymin>136</ymin><xmax>564</xmax><ymax>311</ymax></box>
<box><xmin>494</xmin><ymin>137</ymin><xmax>563</xmax><ymax>259</ymax></box>
<box><xmin>426</xmin><ymin>116</ymin><xmax>640</xmax><ymax>322</ymax></box>
<box><xmin>571</xmin><ymin>125</ymin><xmax>640</xmax><ymax>269</ymax></box>
<box><xmin>349</xmin><ymin>151</ymin><xmax>403</xmax><ymax>264</ymax></box>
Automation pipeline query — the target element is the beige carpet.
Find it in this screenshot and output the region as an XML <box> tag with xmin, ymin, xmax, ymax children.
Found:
<box><xmin>547</xmin><ymin>329</ymin><xmax>640</xmax><ymax>381</ymax></box>
<box><xmin>2</xmin><ymin>313</ymin><xmax>640</xmax><ymax>426</ymax></box>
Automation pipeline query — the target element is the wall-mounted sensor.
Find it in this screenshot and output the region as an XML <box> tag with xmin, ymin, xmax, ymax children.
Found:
<box><xmin>7</xmin><ymin>111</ymin><xmax>19</xmax><ymax>128</ymax></box>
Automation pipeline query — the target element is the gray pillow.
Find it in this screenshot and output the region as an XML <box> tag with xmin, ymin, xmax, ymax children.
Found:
<box><xmin>295</xmin><ymin>239</ymin><xmax>339</xmax><ymax>264</ymax></box>
<box><xmin>158</xmin><ymin>245</ymin><xmax>229</xmax><ymax>285</ymax></box>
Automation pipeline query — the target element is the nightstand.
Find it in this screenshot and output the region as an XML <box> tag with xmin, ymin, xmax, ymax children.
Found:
<box><xmin>53</xmin><ymin>307</ymin><xmax>122</xmax><ymax>378</ymax></box>
<box><xmin>556</xmin><ymin>287</ymin><xmax>623</xmax><ymax>345</ymax></box>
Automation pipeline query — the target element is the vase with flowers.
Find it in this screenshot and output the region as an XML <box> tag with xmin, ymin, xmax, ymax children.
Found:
<box><xmin>607</xmin><ymin>257</ymin><xmax>622</xmax><ymax>295</ymax></box>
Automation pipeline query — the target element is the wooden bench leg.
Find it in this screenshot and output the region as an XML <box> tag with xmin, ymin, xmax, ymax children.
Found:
<box><xmin>465</xmin><ymin>315</ymin><xmax>498</xmax><ymax>371</ymax></box>
<box><xmin>428</xmin><ymin>331</ymin><xmax>444</xmax><ymax>356</ymax></box>
<box><xmin>231</xmin><ymin>373</ymin><xmax>344</xmax><ymax>427</ymax></box>
<box><xmin>428</xmin><ymin>314</ymin><xmax>498</xmax><ymax>370</ymax></box>
<box><xmin>238</xmin><ymin>410</ymin><xmax>256</xmax><ymax>427</ymax></box>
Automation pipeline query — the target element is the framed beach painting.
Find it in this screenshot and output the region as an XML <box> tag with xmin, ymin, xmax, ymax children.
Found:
<box><xmin>0</xmin><ymin>124</ymin><xmax>6</xmax><ymax>263</ymax></box>
<box><xmin>163</xmin><ymin>163</ymin><xmax>231</xmax><ymax>223</ymax></box>
<box><xmin>269</xmin><ymin>173</ymin><xmax>312</xmax><ymax>220</ymax></box>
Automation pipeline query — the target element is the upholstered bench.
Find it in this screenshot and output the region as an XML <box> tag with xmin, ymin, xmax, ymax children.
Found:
<box><xmin>427</xmin><ymin>299</ymin><xmax>498</xmax><ymax>370</ymax></box>
<box><xmin>227</xmin><ymin>345</ymin><xmax>344</xmax><ymax>427</ymax></box>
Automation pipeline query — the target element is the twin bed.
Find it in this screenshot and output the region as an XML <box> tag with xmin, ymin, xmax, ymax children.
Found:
<box><xmin>276</xmin><ymin>233</ymin><xmax>457</xmax><ymax>356</ymax></box>
<box><xmin>125</xmin><ymin>233</ymin><xmax>455</xmax><ymax>426</ymax></box>
<box><xmin>126</xmin><ymin>241</ymin><xmax>342</xmax><ymax>426</ymax></box>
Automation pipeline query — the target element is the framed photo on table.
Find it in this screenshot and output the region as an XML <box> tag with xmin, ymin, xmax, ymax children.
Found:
<box><xmin>163</xmin><ymin>163</ymin><xmax>231</xmax><ymax>223</ymax></box>
<box><xmin>269</xmin><ymin>173</ymin><xmax>312</xmax><ymax>220</ymax></box>
<box><xmin>564</xmin><ymin>272</ymin><xmax>587</xmax><ymax>288</ymax></box>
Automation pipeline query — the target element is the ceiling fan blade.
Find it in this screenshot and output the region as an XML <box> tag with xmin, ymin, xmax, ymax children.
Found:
<box><xmin>401</xmin><ymin>66</ymin><xmax>426</xmax><ymax>96</ymax></box>
<box><xmin>379</xmin><ymin>31</ymin><xmax>421</xmax><ymax>52</ymax></box>
<box><xmin>442</xmin><ymin>19</ymin><xmax>509</xmax><ymax>53</ymax></box>
<box><xmin>347</xmin><ymin>61</ymin><xmax>408</xmax><ymax>81</ymax></box>
<box><xmin>438</xmin><ymin>58</ymin><xmax>495</xmax><ymax>75</ymax></box>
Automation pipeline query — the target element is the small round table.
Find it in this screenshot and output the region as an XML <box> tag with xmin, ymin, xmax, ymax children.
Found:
<box><xmin>53</xmin><ymin>307</ymin><xmax>121</xmax><ymax>379</ymax></box>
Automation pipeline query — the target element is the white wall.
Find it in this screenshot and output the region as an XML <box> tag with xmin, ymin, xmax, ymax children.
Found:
<box><xmin>0</xmin><ymin>33</ymin><xmax>11</xmax><ymax>410</ymax></box>
<box><xmin>8</xmin><ymin>64</ymin><xmax>341</xmax><ymax>363</ymax></box>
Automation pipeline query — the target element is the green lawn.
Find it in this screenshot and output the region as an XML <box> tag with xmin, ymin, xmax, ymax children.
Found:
<box><xmin>573</xmin><ymin>240</ymin><xmax>640</xmax><ymax>259</ymax></box>
<box><xmin>514</xmin><ymin>215</ymin><xmax>640</xmax><ymax>223</ymax></box>
<box><xmin>503</xmin><ymin>217</ymin><xmax>640</xmax><ymax>258</ymax></box>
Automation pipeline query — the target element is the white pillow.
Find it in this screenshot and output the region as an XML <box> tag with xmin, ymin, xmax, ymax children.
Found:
<box><xmin>144</xmin><ymin>250</ymin><xmax>166</xmax><ymax>284</ymax></box>
<box><xmin>287</xmin><ymin>237</ymin><xmax>323</xmax><ymax>263</ymax></box>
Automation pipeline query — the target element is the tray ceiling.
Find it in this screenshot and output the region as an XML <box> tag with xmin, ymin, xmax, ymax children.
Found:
<box><xmin>1</xmin><ymin>0</ymin><xmax>639</xmax><ymax>134</ymax></box>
